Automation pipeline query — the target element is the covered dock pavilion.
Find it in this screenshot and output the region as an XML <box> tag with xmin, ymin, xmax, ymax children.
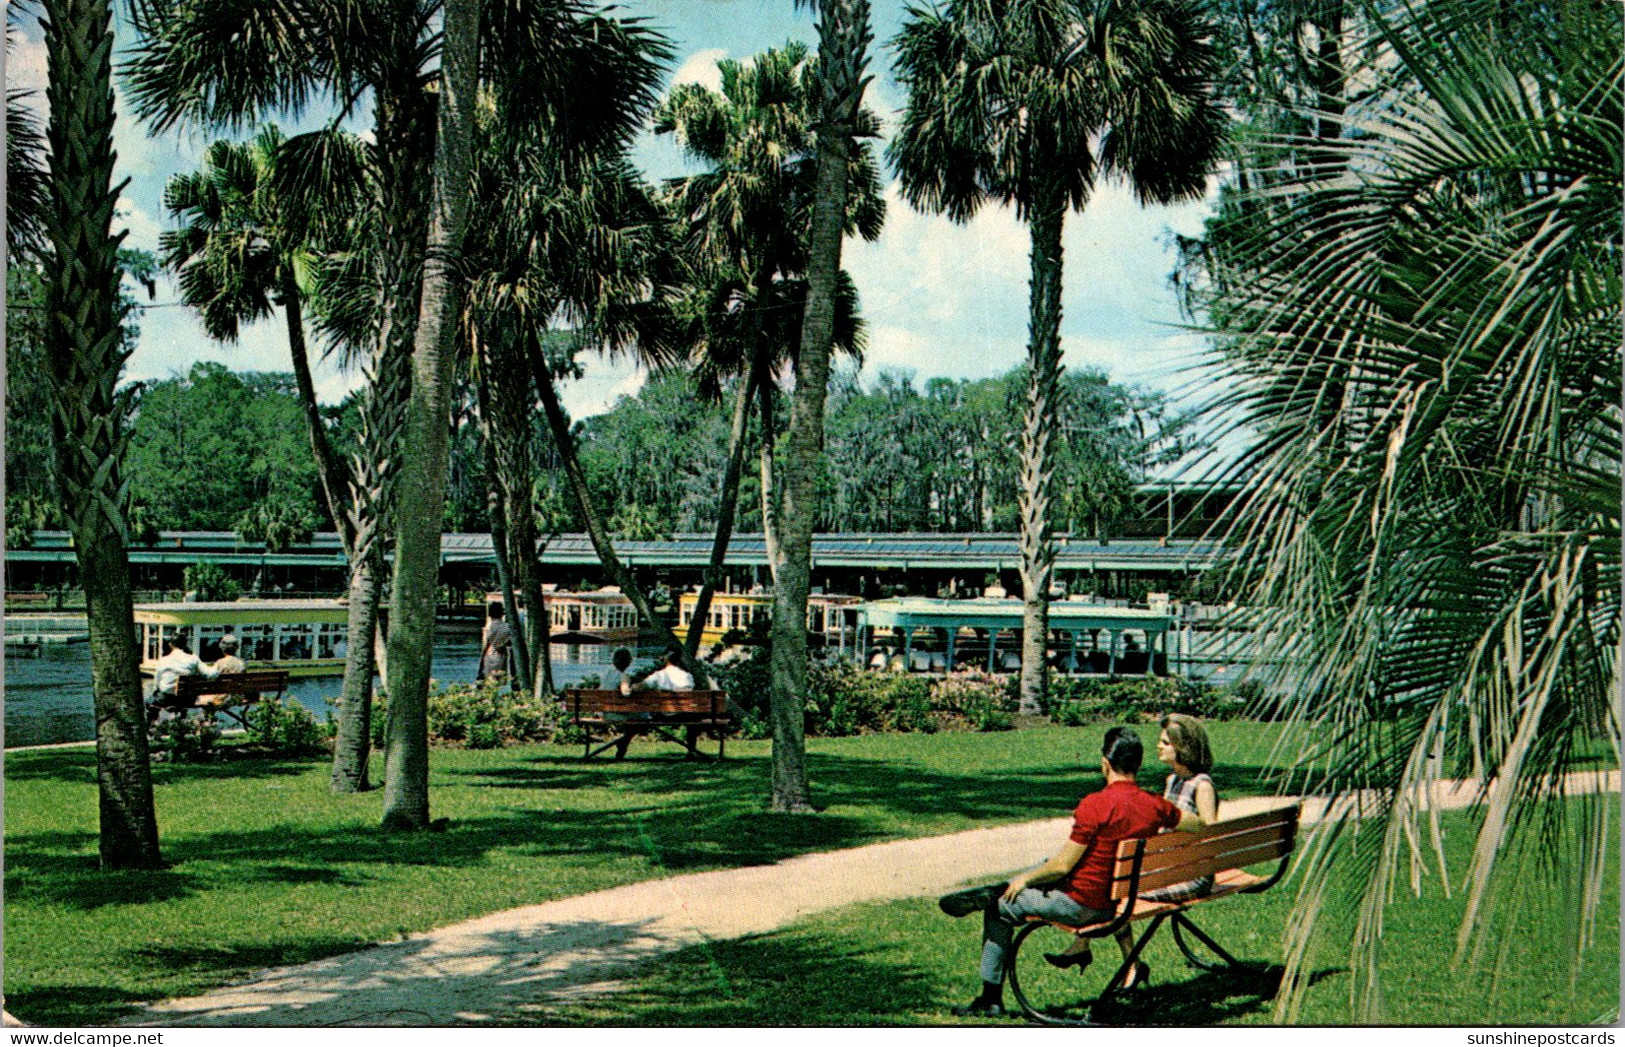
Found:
<box><xmin>855</xmin><ymin>597</ymin><xmax>1177</xmax><ymax>675</ymax></box>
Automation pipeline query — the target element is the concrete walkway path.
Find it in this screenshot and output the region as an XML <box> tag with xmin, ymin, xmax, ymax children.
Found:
<box><xmin>133</xmin><ymin>769</ymin><xmax>1618</xmax><ymax>1027</ymax></box>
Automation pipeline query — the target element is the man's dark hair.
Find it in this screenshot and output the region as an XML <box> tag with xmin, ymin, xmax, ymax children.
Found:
<box><xmin>612</xmin><ymin>648</ymin><xmax>633</xmax><ymax>671</ymax></box>
<box><xmin>1101</xmin><ymin>727</ymin><xmax>1143</xmax><ymax>775</ymax></box>
<box><xmin>167</xmin><ymin>633</ymin><xmax>192</xmax><ymax>654</ymax></box>
<box><xmin>487</xmin><ymin>602</ymin><xmax>505</xmax><ymax>620</ymax></box>
<box><xmin>665</xmin><ymin>647</ymin><xmax>684</xmax><ymax>666</ymax></box>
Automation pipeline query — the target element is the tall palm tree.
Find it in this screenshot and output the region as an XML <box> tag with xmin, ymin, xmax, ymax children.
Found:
<box><xmin>158</xmin><ymin>126</ymin><xmax>391</xmax><ymax>791</ymax></box>
<box><xmin>761</xmin><ymin>0</ymin><xmax>881</xmax><ymax>812</ymax></box>
<box><xmin>41</xmin><ymin>0</ymin><xmax>162</xmax><ymax>868</ymax></box>
<box><xmin>1192</xmin><ymin>0</ymin><xmax>1620</xmax><ymax>1019</ymax></box>
<box><xmin>891</xmin><ymin>0</ymin><xmax>1225</xmax><ymax>715</ymax></box>
<box><xmin>379</xmin><ymin>0</ymin><xmax>480</xmax><ymax>831</ymax></box>
<box><xmin>466</xmin><ymin>145</ymin><xmax>690</xmax><ymax>672</ymax></box>
<box><xmin>126</xmin><ymin>0</ymin><xmax>442</xmax><ymax>795</ymax></box>
<box><xmin>655</xmin><ymin>43</ymin><xmax>882</xmax><ymax>667</ymax></box>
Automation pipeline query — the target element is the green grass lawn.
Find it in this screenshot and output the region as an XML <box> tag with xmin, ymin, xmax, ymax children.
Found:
<box><xmin>5</xmin><ymin>721</ymin><xmax>1614</xmax><ymax>1027</ymax></box>
<box><xmin>4</xmin><ymin>722</ymin><xmax>1286</xmax><ymax>1025</ymax></box>
<box><xmin>530</xmin><ymin>804</ymin><xmax>1621</xmax><ymax>1027</ymax></box>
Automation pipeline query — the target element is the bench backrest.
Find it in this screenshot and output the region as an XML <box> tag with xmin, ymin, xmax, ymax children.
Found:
<box><xmin>562</xmin><ymin>688</ymin><xmax>730</xmax><ymax>718</ymax></box>
<box><xmin>1111</xmin><ymin>804</ymin><xmax>1300</xmax><ymax>901</ymax></box>
<box><xmin>177</xmin><ymin>670</ymin><xmax>289</xmax><ymax>696</ymax></box>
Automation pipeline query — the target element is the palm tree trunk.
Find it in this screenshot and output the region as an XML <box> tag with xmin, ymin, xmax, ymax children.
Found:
<box><xmin>42</xmin><ymin>0</ymin><xmax>161</xmax><ymax>868</ymax></box>
<box><xmin>528</xmin><ymin>338</ymin><xmax>701</xmax><ymax>679</ymax></box>
<box><xmin>770</xmin><ymin>0</ymin><xmax>872</xmax><ymax>814</ymax></box>
<box><xmin>380</xmin><ymin>0</ymin><xmax>479</xmax><ymax>832</ymax></box>
<box><xmin>330</xmin><ymin>545</ymin><xmax>382</xmax><ymax>790</ymax></box>
<box><xmin>758</xmin><ymin>370</ymin><xmax>780</xmax><ymax>579</ymax></box>
<box><xmin>487</xmin><ymin>332</ymin><xmax>551</xmax><ymax>694</ymax></box>
<box><xmin>1017</xmin><ymin>185</ymin><xmax>1066</xmax><ymax>717</ymax></box>
<box><xmin>280</xmin><ymin>270</ymin><xmax>350</xmax><ymax>546</ymax></box>
<box><xmin>478</xmin><ymin>401</ymin><xmax>531</xmax><ymax>687</ymax></box>
<box><xmin>684</xmin><ymin>347</ymin><xmax>768</xmax><ymax>668</ymax></box>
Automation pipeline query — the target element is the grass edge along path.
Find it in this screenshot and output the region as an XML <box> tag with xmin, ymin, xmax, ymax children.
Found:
<box><xmin>134</xmin><ymin>769</ymin><xmax>1619</xmax><ymax>1027</ymax></box>
<box><xmin>6</xmin><ymin>722</ymin><xmax>1287</xmax><ymax>1025</ymax></box>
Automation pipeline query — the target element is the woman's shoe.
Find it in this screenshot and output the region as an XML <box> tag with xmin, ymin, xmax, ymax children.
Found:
<box><xmin>1042</xmin><ymin>950</ymin><xmax>1093</xmax><ymax>975</ymax></box>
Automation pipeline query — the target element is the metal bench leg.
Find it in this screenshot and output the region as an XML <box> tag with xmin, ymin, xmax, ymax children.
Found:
<box><xmin>1170</xmin><ymin>912</ymin><xmax>1243</xmax><ymax>969</ymax></box>
<box><xmin>1092</xmin><ymin>910</ymin><xmax>1170</xmax><ymax>1020</ymax></box>
<box><xmin>614</xmin><ymin>734</ymin><xmax>633</xmax><ymax>760</ymax></box>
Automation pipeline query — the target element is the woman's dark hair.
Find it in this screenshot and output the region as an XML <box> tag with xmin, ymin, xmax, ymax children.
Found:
<box><xmin>1160</xmin><ymin>713</ymin><xmax>1213</xmax><ymax>775</ymax></box>
<box><xmin>612</xmin><ymin>648</ymin><xmax>633</xmax><ymax>671</ymax></box>
<box><xmin>487</xmin><ymin>602</ymin><xmax>505</xmax><ymax>620</ymax></box>
<box><xmin>1101</xmin><ymin>727</ymin><xmax>1143</xmax><ymax>775</ymax></box>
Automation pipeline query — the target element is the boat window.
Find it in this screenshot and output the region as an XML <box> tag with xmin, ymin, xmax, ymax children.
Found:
<box><xmin>238</xmin><ymin>623</ymin><xmax>274</xmax><ymax>661</ymax></box>
<box><xmin>281</xmin><ymin>623</ymin><xmax>315</xmax><ymax>660</ymax></box>
<box><xmin>317</xmin><ymin>622</ymin><xmax>348</xmax><ymax>660</ymax></box>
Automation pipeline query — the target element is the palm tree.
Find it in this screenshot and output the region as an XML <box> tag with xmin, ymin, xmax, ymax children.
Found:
<box><xmin>466</xmin><ymin>146</ymin><xmax>690</xmax><ymax>672</ymax></box>
<box><xmin>158</xmin><ymin>126</ymin><xmax>389</xmax><ymax>791</ymax></box>
<box><xmin>891</xmin><ymin>0</ymin><xmax>1225</xmax><ymax>715</ymax></box>
<box><xmin>41</xmin><ymin>0</ymin><xmax>162</xmax><ymax>868</ymax></box>
<box><xmin>127</xmin><ymin>0</ymin><xmax>671</xmax><ymax>817</ymax></box>
<box><xmin>758</xmin><ymin>0</ymin><xmax>882</xmax><ymax>811</ymax></box>
<box><xmin>655</xmin><ymin>43</ymin><xmax>882</xmax><ymax>667</ymax></box>
<box><xmin>1192</xmin><ymin>0</ymin><xmax>1620</xmax><ymax>1020</ymax></box>
<box><xmin>379</xmin><ymin>0</ymin><xmax>480</xmax><ymax>832</ymax></box>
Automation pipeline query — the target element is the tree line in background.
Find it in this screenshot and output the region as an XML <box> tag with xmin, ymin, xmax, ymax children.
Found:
<box><xmin>3</xmin><ymin>354</ymin><xmax>1186</xmax><ymax>544</ymax></box>
<box><xmin>8</xmin><ymin>0</ymin><xmax>1616</xmax><ymax>1008</ymax></box>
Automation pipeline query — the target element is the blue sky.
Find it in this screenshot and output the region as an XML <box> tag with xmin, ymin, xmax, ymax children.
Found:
<box><xmin>7</xmin><ymin>0</ymin><xmax>1216</xmax><ymax>420</ymax></box>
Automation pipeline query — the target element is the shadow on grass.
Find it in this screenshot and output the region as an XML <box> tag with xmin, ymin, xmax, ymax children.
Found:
<box><xmin>3</xmin><ymin>748</ymin><xmax>321</xmax><ymax>785</ymax></box>
<box><xmin>8</xmin><ymin>746</ymin><xmax>1296</xmax><ymax>914</ymax></box>
<box><xmin>521</xmin><ymin>930</ymin><xmax>945</xmax><ymax>1027</ymax></box>
<box><xmin>1088</xmin><ymin>964</ymin><xmax>1346</xmax><ymax>1026</ymax></box>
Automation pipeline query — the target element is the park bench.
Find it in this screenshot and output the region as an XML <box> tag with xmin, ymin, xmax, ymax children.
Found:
<box><xmin>561</xmin><ymin>688</ymin><xmax>736</xmax><ymax>761</ymax></box>
<box><xmin>156</xmin><ymin>670</ymin><xmax>290</xmax><ymax>730</ymax></box>
<box><xmin>1006</xmin><ymin>803</ymin><xmax>1302</xmax><ymax>1026</ymax></box>
<box><xmin>6</xmin><ymin>591</ymin><xmax>49</xmax><ymax>605</ymax></box>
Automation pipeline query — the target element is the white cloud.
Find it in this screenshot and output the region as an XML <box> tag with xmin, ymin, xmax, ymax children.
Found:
<box><xmin>5</xmin><ymin>31</ymin><xmax>48</xmax><ymax>121</ymax></box>
<box><xmin>558</xmin><ymin>355</ymin><xmax>646</xmax><ymax>420</ymax></box>
<box><xmin>670</xmin><ymin>48</ymin><xmax>728</xmax><ymax>92</ymax></box>
<box><xmin>115</xmin><ymin>196</ymin><xmax>164</xmax><ymax>253</ymax></box>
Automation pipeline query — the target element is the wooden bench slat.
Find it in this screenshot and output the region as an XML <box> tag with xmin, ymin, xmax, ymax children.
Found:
<box><xmin>1132</xmin><ymin>806</ymin><xmax>1296</xmax><ymax>857</ymax></box>
<box><xmin>1122</xmin><ymin>837</ymin><xmax>1294</xmax><ymax>896</ymax></box>
<box><xmin>1113</xmin><ymin>818</ymin><xmax>1298</xmax><ymax>883</ymax></box>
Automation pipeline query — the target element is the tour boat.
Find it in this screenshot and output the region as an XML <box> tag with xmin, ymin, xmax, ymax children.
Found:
<box><xmin>483</xmin><ymin>588</ymin><xmax>642</xmax><ymax>645</ymax></box>
<box><xmin>134</xmin><ymin>599</ymin><xmax>350</xmax><ymax>677</ymax></box>
<box><xmin>678</xmin><ymin>590</ymin><xmax>862</xmax><ymax>650</ymax></box>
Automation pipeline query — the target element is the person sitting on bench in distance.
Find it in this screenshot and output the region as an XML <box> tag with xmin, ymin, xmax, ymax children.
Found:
<box><xmin>632</xmin><ymin>647</ymin><xmax>694</xmax><ymax>691</ymax></box>
<box><xmin>938</xmin><ymin>727</ymin><xmax>1197</xmax><ymax>1017</ymax></box>
<box><xmin>195</xmin><ymin>634</ymin><xmax>246</xmax><ymax>708</ymax></box>
<box><xmin>600</xmin><ymin>648</ymin><xmax>635</xmax><ymax>695</ymax></box>
<box><xmin>149</xmin><ymin>633</ymin><xmax>221</xmax><ymax>723</ymax></box>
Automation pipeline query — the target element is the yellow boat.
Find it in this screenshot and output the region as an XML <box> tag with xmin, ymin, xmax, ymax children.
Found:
<box><xmin>677</xmin><ymin>590</ymin><xmax>861</xmax><ymax>649</ymax></box>
<box><xmin>135</xmin><ymin>599</ymin><xmax>350</xmax><ymax>678</ymax></box>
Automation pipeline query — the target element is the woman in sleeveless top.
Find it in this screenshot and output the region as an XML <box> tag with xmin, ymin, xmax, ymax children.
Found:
<box><xmin>1143</xmin><ymin>713</ymin><xmax>1219</xmax><ymax>902</ymax></box>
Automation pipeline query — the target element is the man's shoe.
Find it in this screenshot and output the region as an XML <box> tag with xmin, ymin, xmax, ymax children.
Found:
<box><xmin>950</xmin><ymin>999</ymin><xmax>1010</xmax><ymax>1019</ymax></box>
<box><xmin>939</xmin><ymin>883</ymin><xmax>1005</xmax><ymax>918</ymax></box>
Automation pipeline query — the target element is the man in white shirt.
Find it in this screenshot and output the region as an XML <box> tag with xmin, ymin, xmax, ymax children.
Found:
<box><xmin>149</xmin><ymin>634</ymin><xmax>220</xmax><ymax>722</ymax></box>
<box><xmin>634</xmin><ymin>649</ymin><xmax>695</xmax><ymax>692</ymax></box>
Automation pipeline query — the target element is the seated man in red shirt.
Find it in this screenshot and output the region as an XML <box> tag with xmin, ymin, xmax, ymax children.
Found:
<box><xmin>939</xmin><ymin>726</ymin><xmax>1192</xmax><ymax>1017</ymax></box>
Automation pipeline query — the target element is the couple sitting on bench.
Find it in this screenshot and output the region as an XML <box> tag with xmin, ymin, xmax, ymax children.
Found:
<box><xmin>148</xmin><ymin>633</ymin><xmax>245</xmax><ymax>723</ymax></box>
<box><xmin>941</xmin><ymin>717</ymin><xmax>1220</xmax><ymax>1018</ymax></box>
<box><xmin>601</xmin><ymin>647</ymin><xmax>694</xmax><ymax>695</ymax></box>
